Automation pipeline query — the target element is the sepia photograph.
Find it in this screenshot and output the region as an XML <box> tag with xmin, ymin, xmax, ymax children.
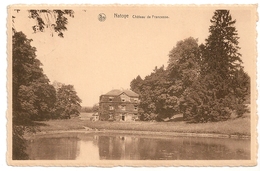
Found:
<box><xmin>7</xmin><ymin>4</ymin><xmax>257</xmax><ymax>166</ymax></box>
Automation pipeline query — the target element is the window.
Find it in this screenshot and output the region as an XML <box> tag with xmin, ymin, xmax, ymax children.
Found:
<box><xmin>121</xmin><ymin>98</ymin><xmax>125</xmax><ymax>102</ymax></box>
<box><xmin>121</xmin><ymin>105</ymin><xmax>126</xmax><ymax>111</ymax></box>
<box><xmin>121</xmin><ymin>115</ymin><xmax>125</xmax><ymax>121</ymax></box>
<box><xmin>109</xmin><ymin>97</ymin><xmax>112</xmax><ymax>102</ymax></box>
<box><xmin>109</xmin><ymin>105</ymin><xmax>114</xmax><ymax>110</ymax></box>
<box><xmin>134</xmin><ymin>105</ymin><xmax>138</xmax><ymax>111</ymax></box>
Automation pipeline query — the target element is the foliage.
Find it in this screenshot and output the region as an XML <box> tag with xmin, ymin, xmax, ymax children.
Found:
<box><xmin>28</xmin><ymin>10</ymin><xmax>74</xmax><ymax>37</ymax></box>
<box><xmin>12</xmin><ymin>30</ymin><xmax>80</xmax><ymax>161</ymax></box>
<box><xmin>130</xmin><ymin>11</ymin><xmax>250</xmax><ymax>123</ymax></box>
<box><xmin>12</xmin><ymin>10</ymin><xmax>74</xmax><ymax>37</ymax></box>
<box><xmin>131</xmin><ymin>37</ymin><xmax>200</xmax><ymax>120</ymax></box>
<box><xmin>200</xmin><ymin>10</ymin><xmax>242</xmax><ymax>77</ymax></box>
<box><xmin>182</xmin><ymin>10</ymin><xmax>249</xmax><ymax>122</ymax></box>
<box><xmin>92</xmin><ymin>104</ymin><xmax>99</xmax><ymax>113</ymax></box>
<box><xmin>12</xmin><ymin>32</ymin><xmax>82</xmax><ymax>159</ymax></box>
<box><xmin>81</xmin><ymin>106</ymin><xmax>94</xmax><ymax>113</ymax></box>
<box><xmin>12</xmin><ymin>9</ymin><xmax>75</xmax><ymax>160</ymax></box>
<box><xmin>18</xmin><ymin>81</ymin><xmax>57</xmax><ymax>121</ymax></box>
<box><xmin>54</xmin><ymin>85</ymin><xmax>82</xmax><ymax>119</ymax></box>
<box><xmin>131</xmin><ymin>66</ymin><xmax>169</xmax><ymax>120</ymax></box>
<box><xmin>167</xmin><ymin>37</ymin><xmax>200</xmax><ymax>117</ymax></box>
<box><xmin>12</xmin><ymin>126</ymin><xmax>29</xmax><ymax>160</ymax></box>
<box><xmin>130</xmin><ymin>75</ymin><xmax>143</xmax><ymax>95</ymax></box>
<box><xmin>13</xmin><ymin>32</ymin><xmax>56</xmax><ymax>122</ymax></box>
<box><xmin>12</xmin><ymin>32</ymin><xmax>54</xmax><ymax>159</ymax></box>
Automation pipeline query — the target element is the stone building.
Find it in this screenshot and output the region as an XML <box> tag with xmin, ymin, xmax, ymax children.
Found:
<box><xmin>99</xmin><ymin>89</ymin><xmax>140</xmax><ymax>121</ymax></box>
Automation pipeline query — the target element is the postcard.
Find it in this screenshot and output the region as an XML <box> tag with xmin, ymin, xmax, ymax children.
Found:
<box><xmin>7</xmin><ymin>4</ymin><xmax>257</xmax><ymax>166</ymax></box>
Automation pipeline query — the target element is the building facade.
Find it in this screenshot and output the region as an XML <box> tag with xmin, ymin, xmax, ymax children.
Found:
<box><xmin>99</xmin><ymin>89</ymin><xmax>140</xmax><ymax>121</ymax></box>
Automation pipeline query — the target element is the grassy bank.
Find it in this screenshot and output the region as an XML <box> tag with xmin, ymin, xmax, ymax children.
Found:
<box><xmin>34</xmin><ymin>112</ymin><xmax>251</xmax><ymax>136</ymax></box>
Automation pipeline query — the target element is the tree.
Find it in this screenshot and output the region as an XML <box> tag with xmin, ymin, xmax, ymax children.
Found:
<box><xmin>12</xmin><ymin>31</ymin><xmax>57</xmax><ymax>159</ymax></box>
<box><xmin>54</xmin><ymin>85</ymin><xmax>82</xmax><ymax>119</ymax></box>
<box><xmin>12</xmin><ymin>9</ymin><xmax>75</xmax><ymax>159</ymax></box>
<box><xmin>80</xmin><ymin>106</ymin><xmax>94</xmax><ymax>113</ymax></box>
<box><xmin>13</xmin><ymin>32</ymin><xmax>39</xmax><ymax>124</ymax></box>
<box><xmin>232</xmin><ymin>69</ymin><xmax>250</xmax><ymax>116</ymax></box>
<box><xmin>183</xmin><ymin>10</ymin><xmax>249</xmax><ymax>122</ymax></box>
<box><xmin>20</xmin><ymin>80</ymin><xmax>56</xmax><ymax>121</ymax></box>
<box><xmin>12</xmin><ymin>125</ymin><xmax>29</xmax><ymax>160</ymax></box>
<box><xmin>130</xmin><ymin>75</ymin><xmax>143</xmax><ymax>95</ymax></box>
<box><xmin>130</xmin><ymin>38</ymin><xmax>200</xmax><ymax>121</ymax></box>
<box><xmin>92</xmin><ymin>104</ymin><xmax>99</xmax><ymax>113</ymax></box>
<box><xmin>13</xmin><ymin>10</ymin><xmax>74</xmax><ymax>37</ymax></box>
<box><xmin>12</xmin><ymin>32</ymin><xmax>57</xmax><ymax>123</ymax></box>
<box><xmin>141</xmin><ymin>66</ymin><xmax>167</xmax><ymax>119</ymax></box>
<box><xmin>29</xmin><ymin>10</ymin><xmax>74</xmax><ymax>37</ymax></box>
<box><xmin>201</xmin><ymin>10</ymin><xmax>242</xmax><ymax>77</ymax></box>
<box><xmin>130</xmin><ymin>66</ymin><xmax>177</xmax><ymax>120</ymax></box>
<box><xmin>167</xmin><ymin>37</ymin><xmax>200</xmax><ymax>116</ymax></box>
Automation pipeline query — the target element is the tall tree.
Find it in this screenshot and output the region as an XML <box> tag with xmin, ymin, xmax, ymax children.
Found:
<box><xmin>12</xmin><ymin>32</ymin><xmax>48</xmax><ymax>125</ymax></box>
<box><xmin>12</xmin><ymin>9</ymin><xmax>75</xmax><ymax>159</ymax></box>
<box><xmin>130</xmin><ymin>66</ymin><xmax>166</xmax><ymax>120</ymax></box>
<box><xmin>201</xmin><ymin>10</ymin><xmax>242</xmax><ymax>77</ymax></box>
<box><xmin>183</xmin><ymin>10</ymin><xmax>249</xmax><ymax>122</ymax></box>
<box><xmin>12</xmin><ymin>32</ymin><xmax>56</xmax><ymax>159</ymax></box>
<box><xmin>130</xmin><ymin>37</ymin><xmax>200</xmax><ymax>121</ymax></box>
<box><xmin>167</xmin><ymin>37</ymin><xmax>200</xmax><ymax>115</ymax></box>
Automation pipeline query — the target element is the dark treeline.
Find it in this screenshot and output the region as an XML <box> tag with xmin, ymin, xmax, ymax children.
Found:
<box><xmin>13</xmin><ymin>32</ymin><xmax>82</xmax><ymax>121</ymax></box>
<box><xmin>12</xmin><ymin>9</ymin><xmax>77</xmax><ymax>160</ymax></box>
<box><xmin>130</xmin><ymin>10</ymin><xmax>250</xmax><ymax>122</ymax></box>
<box><xmin>81</xmin><ymin>106</ymin><xmax>94</xmax><ymax>113</ymax></box>
<box><xmin>81</xmin><ymin>106</ymin><xmax>96</xmax><ymax>113</ymax></box>
<box><xmin>12</xmin><ymin>32</ymin><xmax>82</xmax><ymax>159</ymax></box>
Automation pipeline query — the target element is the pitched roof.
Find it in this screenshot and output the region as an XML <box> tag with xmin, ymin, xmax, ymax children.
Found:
<box><xmin>123</xmin><ymin>89</ymin><xmax>139</xmax><ymax>97</ymax></box>
<box><xmin>104</xmin><ymin>89</ymin><xmax>139</xmax><ymax>97</ymax></box>
<box><xmin>105</xmin><ymin>89</ymin><xmax>122</xmax><ymax>96</ymax></box>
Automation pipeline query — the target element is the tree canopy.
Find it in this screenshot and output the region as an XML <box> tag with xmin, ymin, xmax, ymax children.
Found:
<box><xmin>12</xmin><ymin>9</ymin><xmax>76</xmax><ymax>160</ymax></box>
<box><xmin>12</xmin><ymin>31</ymin><xmax>54</xmax><ymax>159</ymax></box>
<box><xmin>12</xmin><ymin>32</ymin><xmax>82</xmax><ymax>122</ymax></box>
<box><xmin>12</xmin><ymin>32</ymin><xmax>51</xmax><ymax>125</ymax></box>
<box><xmin>182</xmin><ymin>10</ymin><xmax>249</xmax><ymax>122</ymax></box>
<box><xmin>29</xmin><ymin>10</ymin><xmax>74</xmax><ymax>37</ymax></box>
<box><xmin>130</xmin><ymin>37</ymin><xmax>200</xmax><ymax>121</ymax></box>
<box><xmin>54</xmin><ymin>84</ymin><xmax>82</xmax><ymax>119</ymax></box>
<box><xmin>130</xmin><ymin>10</ymin><xmax>250</xmax><ymax>122</ymax></box>
<box><xmin>12</xmin><ymin>31</ymin><xmax>82</xmax><ymax>159</ymax></box>
<box><xmin>13</xmin><ymin>9</ymin><xmax>74</xmax><ymax>37</ymax></box>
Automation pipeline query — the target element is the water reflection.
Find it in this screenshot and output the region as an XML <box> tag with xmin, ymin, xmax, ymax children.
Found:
<box><xmin>76</xmin><ymin>141</ymin><xmax>99</xmax><ymax>160</ymax></box>
<box><xmin>26</xmin><ymin>133</ymin><xmax>250</xmax><ymax>160</ymax></box>
<box><xmin>26</xmin><ymin>136</ymin><xmax>79</xmax><ymax>160</ymax></box>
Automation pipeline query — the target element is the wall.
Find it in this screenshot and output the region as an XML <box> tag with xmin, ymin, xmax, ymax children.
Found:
<box><xmin>99</xmin><ymin>94</ymin><xmax>139</xmax><ymax>121</ymax></box>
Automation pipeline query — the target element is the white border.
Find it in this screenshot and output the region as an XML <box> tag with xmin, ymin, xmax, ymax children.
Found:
<box><xmin>1</xmin><ymin>0</ymin><xmax>259</xmax><ymax>170</ymax></box>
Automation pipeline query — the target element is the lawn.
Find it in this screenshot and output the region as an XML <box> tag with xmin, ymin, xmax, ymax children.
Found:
<box><xmin>34</xmin><ymin>112</ymin><xmax>251</xmax><ymax>136</ymax></box>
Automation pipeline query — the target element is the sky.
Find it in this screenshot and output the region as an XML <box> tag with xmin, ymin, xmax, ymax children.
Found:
<box><xmin>12</xmin><ymin>5</ymin><xmax>256</xmax><ymax>107</ymax></box>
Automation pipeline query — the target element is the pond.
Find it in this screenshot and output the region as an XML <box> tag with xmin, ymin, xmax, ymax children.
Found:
<box><xmin>26</xmin><ymin>132</ymin><xmax>250</xmax><ymax>160</ymax></box>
